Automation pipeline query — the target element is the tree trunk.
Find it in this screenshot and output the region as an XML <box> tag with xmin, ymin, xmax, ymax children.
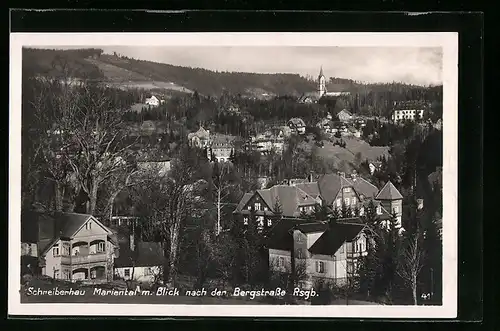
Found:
<box><xmin>105</xmin><ymin>190</ymin><xmax>120</xmax><ymax>222</ymax></box>
<box><xmin>217</xmin><ymin>189</ymin><xmax>221</xmax><ymax>235</ymax></box>
<box><xmin>166</xmin><ymin>221</ymin><xmax>180</xmax><ymax>285</ymax></box>
<box><xmin>412</xmin><ymin>274</ymin><xmax>418</xmax><ymax>305</ymax></box>
<box><xmin>54</xmin><ymin>181</ymin><xmax>64</xmax><ymax>212</ymax></box>
<box><xmin>87</xmin><ymin>177</ymin><xmax>99</xmax><ymax>215</ymax></box>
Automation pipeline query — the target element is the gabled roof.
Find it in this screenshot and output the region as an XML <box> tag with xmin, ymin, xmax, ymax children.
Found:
<box><xmin>317</xmin><ymin>173</ymin><xmax>352</xmax><ymax>205</ymax></box>
<box><xmin>308</xmin><ymin>222</ymin><xmax>365</xmax><ymax>255</ymax></box>
<box><xmin>256</xmin><ymin>185</ymin><xmax>317</xmax><ymax>217</ymax></box>
<box><xmin>338</xmin><ymin>109</ymin><xmax>353</xmax><ymax>117</ymax></box>
<box><xmin>265</xmin><ymin>219</ymin><xmax>309</xmax><ymax>251</ymax></box>
<box><xmin>288</xmin><ymin>118</ymin><xmax>306</xmax><ymax>127</ymax></box>
<box><xmin>294</xmin><ymin>182</ymin><xmax>321</xmax><ymax>199</ymax></box>
<box><xmin>21</xmin><ymin>211</ymin><xmax>114</xmax><ymax>255</ymax></box>
<box><xmin>350</xmin><ymin>176</ymin><xmax>379</xmax><ymax>199</ymax></box>
<box><xmin>188</xmin><ymin>126</ymin><xmax>210</xmax><ymax>139</ymax></box>
<box><xmin>376</xmin><ymin>181</ymin><xmax>403</xmax><ymax>200</ymax></box>
<box><xmin>114</xmin><ymin>241</ymin><xmax>164</xmax><ymax>268</ymax></box>
<box><xmin>296</xmin><ymin>221</ymin><xmax>329</xmax><ymax>234</ymax></box>
<box><xmin>234</xmin><ymin>192</ymin><xmax>254</xmax><ymax>212</ymax></box>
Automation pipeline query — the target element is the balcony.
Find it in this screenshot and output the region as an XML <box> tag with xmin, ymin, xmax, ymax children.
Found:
<box><xmin>60</xmin><ymin>252</ymin><xmax>108</xmax><ymax>265</ymax></box>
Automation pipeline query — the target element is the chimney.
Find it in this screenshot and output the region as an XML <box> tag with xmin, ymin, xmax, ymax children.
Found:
<box><xmin>309</xmin><ymin>172</ymin><xmax>314</xmax><ymax>183</ymax></box>
<box><xmin>338</xmin><ymin>171</ymin><xmax>345</xmax><ymax>178</ymax></box>
<box><xmin>351</xmin><ymin>170</ymin><xmax>357</xmax><ymax>181</ymax></box>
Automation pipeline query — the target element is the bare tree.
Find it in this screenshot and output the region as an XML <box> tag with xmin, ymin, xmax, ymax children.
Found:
<box><xmin>397</xmin><ymin>231</ymin><xmax>425</xmax><ymax>305</ymax></box>
<box><xmin>211</xmin><ymin>162</ymin><xmax>238</xmax><ymax>236</ymax></box>
<box><xmin>131</xmin><ymin>152</ymin><xmax>207</xmax><ymax>285</ymax></box>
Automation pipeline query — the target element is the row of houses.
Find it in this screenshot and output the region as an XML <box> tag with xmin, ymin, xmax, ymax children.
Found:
<box><xmin>232</xmin><ymin>172</ymin><xmax>405</xmax><ymax>286</ymax></box>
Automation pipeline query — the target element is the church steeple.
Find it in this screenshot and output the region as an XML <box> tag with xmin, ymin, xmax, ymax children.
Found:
<box><xmin>318</xmin><ymin>65</ymin><xmax>326</xmax><ymax>98</ymax></box>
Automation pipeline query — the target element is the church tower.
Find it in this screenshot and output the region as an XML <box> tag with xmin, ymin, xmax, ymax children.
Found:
<box><xmin>318</xmin><ymin>66</ymin><xmax>326</xmax><ymax>98</ymax></box>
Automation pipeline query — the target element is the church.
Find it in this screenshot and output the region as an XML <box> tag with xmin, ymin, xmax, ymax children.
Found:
<box><xmin>298</xmin><ymin>66</ymin><xmax>350</xmax><ymax>104</ymax></box>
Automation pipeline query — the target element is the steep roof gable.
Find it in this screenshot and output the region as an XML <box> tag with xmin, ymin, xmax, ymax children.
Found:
<box><xmin>375</xmin><ymin>181</ymin><xmax>403</xmax><ymax>200</ymax></box>
<box><xmin>308</xmin><ymin>222</ymin><xmax>365</xmax><ymax>255</ymax></box>
<box><xmin>350</xmin><ymin>176</ymin><xmax>379</xmax><ymax>199</ymax></box>
<box><xmin>317</xmin><ymin>173</ymin><xmax>352</xmax><ymax>205</ymax></box>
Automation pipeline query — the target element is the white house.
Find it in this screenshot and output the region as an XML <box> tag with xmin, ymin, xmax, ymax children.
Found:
<box><xmin>21</xmin><ymin>211</ymin><xmax>118</xmax><ymax>282</ymax></box>
<box><xmin>267</xmin><ymin>220</ymin><xmax>368</xmax><ymax>288</ymax></box>
<box><xmin>145</xmin><ymin>95</ymin><xmax>160</xmax><ymax>107</ymax></box>
<box><xmin>392</xmin><ymin>109</ymin><xmax>425</xmax><ymax>122</ymax></box>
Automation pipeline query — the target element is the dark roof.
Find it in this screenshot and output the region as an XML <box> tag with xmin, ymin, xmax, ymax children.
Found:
<box><xmin>21</xmin><ymin>211</ymin><xmax>113</xmax><ymax>254</ymax></box>
<box><xmin>257</xmin><ymin>185</ymin><xmax>317</xmax><ymax>217</ymax></box>
<box><xmin>308</xmin><ymin>222</ymin><xmax>365</xmax><ymax>255</ymax></box>
<box><xmin>375</xmin><ymin>181</ymin><xmax>403</xmax><ymax>200</ymax></box>
<box><xmin>234</xmin><ymin>192</ymin><xmax>254</xmax><ymax>212</ymax></box>
<box><xmin>317</xmin><ymin>173</ymin><xmax>352</xmax><ymax>205</ymax></box>
<box><xmin>114</xmin><ymin>241</ymin><xmax>164</xmax><ymax>268</ymax></box>
<box><xmin>296</xmin><ymin>221</ymin><xmax>329</xmax><ymax>233</ymax></box>
<box><xmin>265</xmin><ymin>219</ymin><xmax>308</xmax><ymax>251</ymax></box>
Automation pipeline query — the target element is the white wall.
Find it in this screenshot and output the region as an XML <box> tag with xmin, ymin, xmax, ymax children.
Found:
<box><xmin>115</xmin><ymin>266</ymin><xmax>162</xmax><ymax>283</ymax></box>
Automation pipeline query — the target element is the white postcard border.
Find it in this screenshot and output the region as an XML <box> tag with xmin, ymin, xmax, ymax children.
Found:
<box><xmin>9</xmin><ymin>32</ymin><xmax>458</xmax><ymax>318</ymax></box>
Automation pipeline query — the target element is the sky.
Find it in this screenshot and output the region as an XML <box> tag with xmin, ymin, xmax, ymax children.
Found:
<box><xmin>51</xmin><ymin>46</ymin><xmax>443</xmax><ymax>86</ymax></box>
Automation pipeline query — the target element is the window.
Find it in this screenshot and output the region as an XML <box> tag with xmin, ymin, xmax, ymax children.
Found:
<box><xmin>267</xmin><ymin>219</ymin><xmax>272</xmax><ymax>227</ymax></box>
<box><xmin>264</xmin><ymin>206</ymin><xmax>268</xmax><ymax>211</ymax></box>
<box><xmin>316</xmin><ymin>261</ymin><xmax>325</xmax><ymax>273</ymax></box>
<box><xmin>254</xmin><ymin>202</ymin><xmax>261</xmax><ymax>211</ymax></box>
<box><xmin>360</xmin><ymin>207</ymin><xmax>365</xmax><ymax>216</ymax></box>
<box><xmin>98</xmin><ymin>242</ymin><xmax>105</xmax><ymax>252</ymax></box>
<box><xmin>52</xmin><ymin>245</ymin><xmax>60</xmax><ymax>257</ymax></box>
<box><xmin>344</xmin><ymin>198</ymin><xmax>350</xmax><ymax>206</ymax></box>
<box><xmin>257</xmin><ymin>216</ymin><xmax>264</xmax><ymax>227</ymax></box>
<box><xmin>393</xmin><ymin>206</ymin><xmax>399</xmax><ymax>214</ymax></box>
<box><xmin>54</xmin><ymin>269</ymin><xmax>60</xmax><ymax>279</ymax></box>
<box><xmin>351</xmin><ymin>197</ymin><xmax>357</xmax><ymax>205</ymax></box>
<box><xmin>279</xmin><ymin>256</ymin><xmax>285</xmax><ymax>268</ymax></box>
<box><xmin>124</xmin><ymin>269</ymin><xmax>130</xmax><ymax>277</ymax></box>
<box><xmin>247</xmin><ymin>205</ymin><xmax>251</xmax><ymax>210</ymax></box>
<box><xmin>243</xmin><ymin>217</ymin><xmax>249</xmax><ymax>225</ymax></box>
<box><xmin>336</xmin><ymin>199</ymin><xmax>341</xmax><ymax>207</ymax></box>
<box><xmin>62</xmin><ymin>244</ymin><xmax>70</xmax><ymax>256</ymax></box>
<box><xmin>144</xmin><ymin>267</ymin><xmax>152</xmax><ymax>276</ymax></box>
<box><xmin>85</xmin><ymin>221</ymin><xmax>92</xmax><ymax>230</ymax></box>
<box><xmin>377</xmin><ymin>206</ymin><xmax>382</xmax><ymax>215</ymax></box>
<box><xmin>343</xmin><ymin>187</ymin><xmax>352</xmax><ymax>193</ymax></box>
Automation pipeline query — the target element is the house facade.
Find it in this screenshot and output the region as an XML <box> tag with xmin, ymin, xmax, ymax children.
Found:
<box><xmin>251</xmin><ymin>131</ymin><xmax>285</xmax><ymax>154</ymax></box>
<box><xmin>188</xmin><ymin>126</ymin><xmax>210</xmax><ymax>148</ymax></box>
<box><xmin>209</xmin><ymin>134</ymin><xmax>236</xmax><ymax>162</ymax></box>
<box><xmin>21</xmin><ymin>212</ymin><xmax>118</xmax><ymax>282</ymax></box>
<box><xmin>392</xmin><ymin>109</ymin><xmax>425</xmax><ymax>122</ymax></box>
<box><xmin>337</xmin><ymin>109</ymin><xmax>353</xmax><ymax>123</ymax></box>
<box><xmin>114</xmin><ymin>239</ymin><xmax>164</xmax><ymax>284</ymax></box>
<box><xmin>145</xmin><ymin>95</ymin><xmax>160</xmax><ymax>107</ymax></box>
<box><xmin>287</xmin><ymin>118</ymin><xmax>306</xmax><ymax>135</ymax></box>
<box><xmin>268</xmin><ymin>220</ymin><xmax>368</xmax><ymax>288</ymax></box>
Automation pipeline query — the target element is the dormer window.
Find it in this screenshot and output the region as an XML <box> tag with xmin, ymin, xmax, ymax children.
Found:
<box><xmin>243</xmin><ymin>217</ymin><xmax>249</xmax><ymax>225</ymax></box>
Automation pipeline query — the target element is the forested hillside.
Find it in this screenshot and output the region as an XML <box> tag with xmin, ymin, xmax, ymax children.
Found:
<box><xmin>22</xmin><ymin>47</ymin><xmax>442</xmax><ymax>106</ymax></box>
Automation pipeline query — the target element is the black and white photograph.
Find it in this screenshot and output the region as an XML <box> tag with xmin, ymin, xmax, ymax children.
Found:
<box><xmin>9</xmin><ymin>32</ymin><xmax>458</xmax><ymax>318</ymax></box>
